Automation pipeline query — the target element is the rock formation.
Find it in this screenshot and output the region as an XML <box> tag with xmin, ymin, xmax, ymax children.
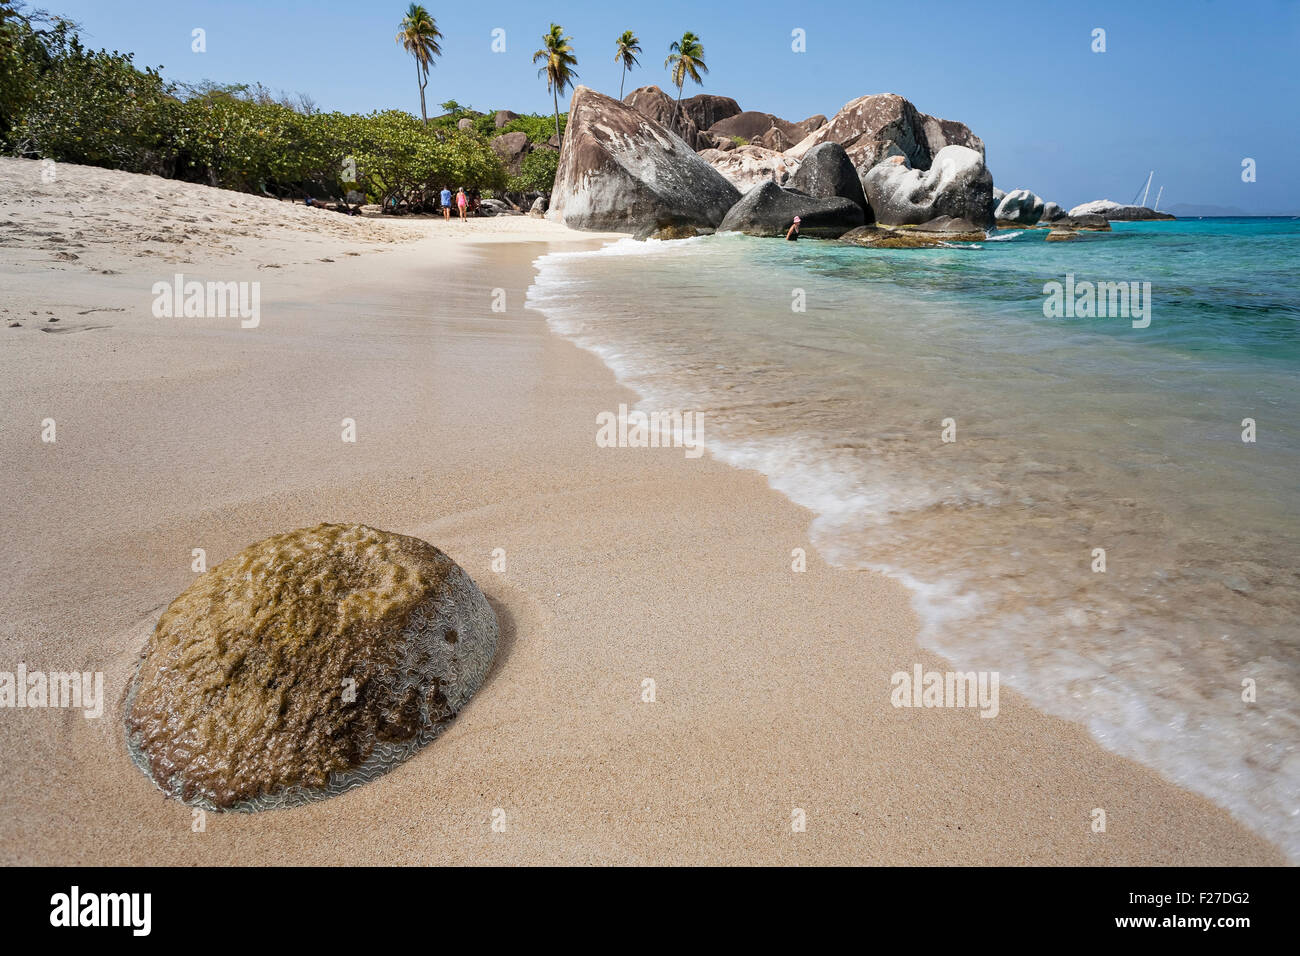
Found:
<box><xmin>490</xmin><ymin>131</ymin><xmax>531</xmax><ymax>175</ymax></box>
<box><xmin>863</xmin><ymin>147</ymin><xmax>995</xmax><ymax>231</ymax></box>
<box><xmin>1067</xmin><ymin>199</ymin><xmax>1175</xmax><ymax>221</ymax></box>
<box><xmin>549</xmin><ymin>86</ymin><xmax>740</xmax><ymax>234</ymax></box>
<box><xmin>699</xmin><ymin>145</ymin><xmax>801</xmax><ymax>191</ymax></box>
<box><xmin>787</xmin><ymin>142</ymin><xmax>870</xmax><ymax>216</ymax></box>
<box><xmin>707</xmin><ymin>110</ymin><xmax>803</xmax><ymax>147</ymax></box>
<box><xmin>786</xmin><ymin>93</ymin><xmax>984</xmax><ymax>186</ymax></box>
<box><xmin>623</xmin><ymin>85</ymin><xmax>701</xmax><ymax>149</ymax></box>
<box><xmin>718</xmin><ymin>180</ymin><xmax>864</xmax><ymax>238</ymax></box>
<box><xmin>682</xmin><ymin>93</ymin><xmax>742</xmax><ymax>132</ymax></box>
<box><xmin>795</xmin><ymin>114</ymin><xmax>828</xmax><ymax>136</ymax></box>
<box><xmin>995</xmin><ymin>188</ymin><xmax>1046</xmax><ymax>226</ymax></box>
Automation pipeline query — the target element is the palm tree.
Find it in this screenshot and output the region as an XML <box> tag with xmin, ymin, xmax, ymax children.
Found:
<box><xmin>533</xmin><ymin>24</ymin><xmax>579</xmax><ymax>141</ymax></box>
<box><xmin>614</xmin><ymin>30</ymin><xmax>641</xmax><ymax>100</ymax></box>
<box><xmin>395</xmin><ymin>4</ymin><xmax>442</xmax><ymax>125</ymax></box>
<box><xmin>664</xmin><ymin>32</ymin><xmax>707</xmax><ymax>135</ymax></box>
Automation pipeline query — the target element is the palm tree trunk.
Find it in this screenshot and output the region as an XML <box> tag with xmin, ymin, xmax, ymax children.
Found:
<box><xmin>672</xmin><ymin>82</ymin><xmax>683</xmax><ymax>134</ymax></box>
<box><xmin>553</xmin><ymin>84</ymin><xmax>560</xmax><ymax>140</ymax></box>
<box><xmin>620</xmin><ymin>66</ymin><xmax>626</xmax><ymax>100</ymax></box>
<box><xmin>415</xmin><ymin>59</ymin><xmax>427</xmax><ymax>125</ymax></box>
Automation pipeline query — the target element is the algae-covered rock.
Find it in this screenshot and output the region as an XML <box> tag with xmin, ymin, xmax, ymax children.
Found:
<box><xmin>124</xmin><ymin>523</ymin><xmax>497</xmax><ymax>811</ymax></box>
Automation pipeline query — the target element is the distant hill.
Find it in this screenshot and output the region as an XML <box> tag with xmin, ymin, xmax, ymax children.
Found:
<box><xmin>1166</xmin><ymin>203</ymin><xmax>1248</xmax><ymax>217</ymax></box>
<box><xmin>1166</xmin><ymin>203</ymin><xmax>1300</xmax><ymax>218</ymax></box>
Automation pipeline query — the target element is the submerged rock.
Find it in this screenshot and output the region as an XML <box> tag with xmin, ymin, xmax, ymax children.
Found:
<box><xmin>718</xmin><ymin>180</ymin><xmax>864</xmax><ymax>238</ymax></box>
<box><xmin>549</xmin><ymin>86</ymin><xmax>740</xmax><ymax>234</ymax></box>
<box><xmin>839</xmin><ymin>226</ymin><xmax>950</xmax><ymax>248</ymax></box>
<box><xmin>124</xmin><ymin>523</ymin><xmax>498</xmax><ymax>810</ymax></box>
<box><xmin>1052</xmin><ymin>213</ymin><xmax>1112</xmax><ymax>231</ymax></box>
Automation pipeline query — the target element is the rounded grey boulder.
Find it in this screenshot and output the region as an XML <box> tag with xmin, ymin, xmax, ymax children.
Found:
<box><xmin>718</xmin><ymin>180</ymin><xmax>864</xmax><ymax>238</ymax></box>
<box><xmin>995</xmin><ymin>188</ymin><xmax>1046</xmax><ymax>225</ymax></box>
<box><xmin>863</xmin><ymin>147</ymin><xmax>995</xmax><ymax>229</ymax></box>
<box><xmin>787</xmin><ymin>142</ymin><xmax>871</xmax><ymax>217</ymax></box>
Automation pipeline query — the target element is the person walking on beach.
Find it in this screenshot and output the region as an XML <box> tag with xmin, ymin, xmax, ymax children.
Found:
<box><xmin>785</xmin><ymin>216</ymin><xmax>801</xmax><ymax>241</ymax></box>
<box><xmin>456</xmin><ymin>187</ymin><xmax>468</xmax><ymax>221</ymax></box>
<box><xmin>440</xmin><ymin>186</ymin><xmax>452</xmax><ymax>221</ymax></box>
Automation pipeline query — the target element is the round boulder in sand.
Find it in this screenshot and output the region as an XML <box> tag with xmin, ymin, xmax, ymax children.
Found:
<box><xmin>123</xmin><ymin>523</ymin><xmax>498</xmax><ymax>810</ymax></box>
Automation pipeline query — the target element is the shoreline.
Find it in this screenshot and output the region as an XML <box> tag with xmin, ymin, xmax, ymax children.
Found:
<box><xmin>0</xmin><ymin>159</ymin><xmax>1285</xmax><ymax>864</ymax></box>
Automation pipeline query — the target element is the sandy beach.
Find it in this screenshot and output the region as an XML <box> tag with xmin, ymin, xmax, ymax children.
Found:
<box><xmin>0</xmin><ymin>157</ymin><xmax>1284</xmax><ymax>865</ymax></box>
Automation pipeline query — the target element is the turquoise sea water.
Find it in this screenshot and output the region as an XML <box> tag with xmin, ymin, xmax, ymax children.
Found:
<box><xmin>527</xmin><ymin>218</ymin><xmax>1300</xmax><ymax>858</ymax></box>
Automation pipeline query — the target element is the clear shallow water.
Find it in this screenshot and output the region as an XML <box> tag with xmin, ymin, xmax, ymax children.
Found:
<box><xmin>526</xmin><ymin>219</ymin><xmax>1300</xmax><ymax>858</ymax></box>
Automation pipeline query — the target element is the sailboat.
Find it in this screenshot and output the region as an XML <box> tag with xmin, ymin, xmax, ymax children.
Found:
<box><xmin>1131</xmin><ymin>170</ymin><xmax>1154</xmax><ymax>208</ymax></box>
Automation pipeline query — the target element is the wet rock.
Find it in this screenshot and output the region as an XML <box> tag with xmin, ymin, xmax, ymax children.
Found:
<box><xmin>124</xmin><ymin>523</ymin><xmax>498</xmax><ymax>810</ymax></box>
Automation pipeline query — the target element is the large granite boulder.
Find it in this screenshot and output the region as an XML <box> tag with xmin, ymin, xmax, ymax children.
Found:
<box><xmin>494</xmin><ymin>110</ymin><xmax>520</xmax><ymax>128</ymax></box>
<box><xmin>123</xmin><ymin>523</ymin><xmax>498</xmax><ymax>810</ymax></box>
<box><xmin>623</xmin><ymin>85</ymin><xmax>700</xmax><ymax>149</ymax></box>
<box><xmin>995</xmin><ymin>188</ymin><xmax>1045</xmax><ymax>225</ymax></box>
<box><xmin>457</xmin><ymin>117</ymin><xmax>476</xmax><ymax>132</ymax></box>
<box><xmin>549</xmin><ymin>86</ymin><xmax>741</xmax><ymax>234</ymax></box>
<box><xmin>786</xmin><ymin>93</ymin><xmax>984</xmax><ymax>184</ymax></box>
<box><xmin>1067</xmin><ymin>199</ymin><xmax>1175</xmax><ymax>221</ymax></box>
<box><xmin>490</xmin><ymin>131</ymin><xmax>532</xmax><ymax>174</ymax></box>
<box><xmin>1040</xmin><ymin>201</ymin><xmax>1065</xmax><ymax>222</ymax></box>
<box><xmin>529</xmin><ymin>196</ymin><xmax>548</xmax><ymax>217</ymax></box>
<box><xmin>787</xmin><ymin>142</ymin><xmax>870</xmax><ymax>217</ymax></box>
<box><xmin>698</xmin><ymin>131</ymin><xmax>737</xmax><ymax>152</ymax></box>
<box><xmin>718</xmin><ymin>180</ymin><xmax>864</xmax><ymax>238</ymax></box>
<box><xmin>708</xmin><ymin>111</ymin><xmax>803</xmax><ymax>146</ymax></box>
<box><xmin>699</xmin><ymin>145</ymin><xmax>801</xmax><ymax>191</ymax></box>
<box><xmin>682</xmin><ymin>93</ymin><xmax>742</xmax><ymax>131</ymax></box>
<box><xmin>795</xmin><ymin>114</ymin><xmax>829</xmax><ymax>136</ymax></box>
<box><xmin>863</xmin><ymin>147</ymin><xmax>995</xmax><ymax>230</ymax></box>
<box><xmin>754</xmin><ymin>125</ymin><xmax>799</xmax><ymax>151</ymax></box>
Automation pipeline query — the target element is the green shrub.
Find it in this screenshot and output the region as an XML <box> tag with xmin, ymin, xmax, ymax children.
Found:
<box><xmin>0</xmin><ymin>6</ymin><xmax>508</xmax><ymax>207</ymax></box>
<box><xmin>508</xmin><ymin>147</ymin><xmax>559</xmax><ymax>194</ymax></box>
<box><xmin>7</xmin><ymin>24</ymin><xmax>176</xmax><ymax>173</ymax></box>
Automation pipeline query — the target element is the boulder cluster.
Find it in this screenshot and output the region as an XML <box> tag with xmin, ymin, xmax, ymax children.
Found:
<box><xmin>543</xmin><ymin>85</ymin><xmax>1173</xmax><ymax>242</ymax></box>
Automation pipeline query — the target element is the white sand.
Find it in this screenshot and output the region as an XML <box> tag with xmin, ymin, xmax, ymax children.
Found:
<box><xmin>0</xmin><ymin>158</ymin><xmax>1283</xmax><ymax>864</ymax></box>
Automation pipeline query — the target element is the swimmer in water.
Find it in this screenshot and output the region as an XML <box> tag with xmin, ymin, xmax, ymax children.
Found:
<box><xmin>785</xmin><ymin>216</ymin><xmax>801</xmax><ymax>241</ymax></box>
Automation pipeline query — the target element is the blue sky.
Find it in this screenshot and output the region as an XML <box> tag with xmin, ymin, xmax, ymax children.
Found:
<box><xmin>48</xmin><ymin>0</ymin><xmax>1300</xmax><ymax>212</ymax></box>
